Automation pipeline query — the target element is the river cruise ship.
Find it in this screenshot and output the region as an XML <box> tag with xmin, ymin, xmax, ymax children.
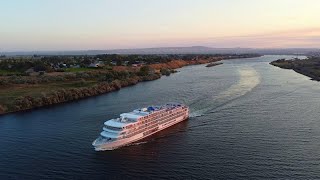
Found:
<box><xmin>92</xmin><ymin>103</ymin><xmax>189</xmax><ymax>151</ymax></box>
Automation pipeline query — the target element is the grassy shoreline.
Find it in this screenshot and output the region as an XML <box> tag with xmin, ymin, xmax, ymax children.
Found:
<box><xmin>270</xmin><ymin>57</ymin><xmax>320</xmax><ymax>81</ymax></box>
<box><xmin>0</xmin><ymin>60</ymin><xmax>203</xmax><ymax>115</ymax></box>
<box><xmin>0</xmin><ymin>54</ymin><xmax>261</xmax><ymax>115</ymax></box>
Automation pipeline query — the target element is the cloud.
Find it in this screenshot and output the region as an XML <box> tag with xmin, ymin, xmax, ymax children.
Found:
<box><xmin>108</xmin><ymin>27</ymin><xmax>320</xmax><ymax>49</ymax></box>
<box><xmin>193</xmin><ymin>27</ymin><xmax>320</xmax><ymax>48</ymax></box>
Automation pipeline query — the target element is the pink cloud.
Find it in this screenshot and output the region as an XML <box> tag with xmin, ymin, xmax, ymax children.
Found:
<box><xmin>190</xmin><ymin>28</ymin><xmax>320</xmax><ymax>48</ymax></box>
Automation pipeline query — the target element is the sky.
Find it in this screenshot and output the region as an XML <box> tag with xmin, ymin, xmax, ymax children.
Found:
<box><xmin>1</xmin><ymin>0</ymin><xmax>320</xmax><ymax>51</ymax></box>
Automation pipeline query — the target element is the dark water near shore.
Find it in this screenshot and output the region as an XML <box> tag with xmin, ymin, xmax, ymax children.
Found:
<box><xmin>1</xmin><ymin>55</ymin><xmax>320</xmax><ymax>179</ymax></box>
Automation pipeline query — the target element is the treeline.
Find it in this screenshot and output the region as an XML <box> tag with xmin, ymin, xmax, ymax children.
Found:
<box><xmin>0</xmin><ymin>54</ymin><xmax>197</xmax><ymax>73</ymax></box>
<box><xmin>0</xmin><ymin>59</ymin><xmax>208</xmax><ymax>86</ymax></box>
<box><xmin>0</xmin><ymin>56</ymin><xmax>98</xmax><ymax>74</ymax></box>
<box><xmin>95</xmin><ymin>54</ymin><xmax>261</xmax><ymax>65</ymax></box>
<box><xmin>0</xmin><ymin>54</ymin><xmax>261</xmax><ymax>75</ymax></box>
<box><xmin>0</xmin><ymin>66</ymin><xmax>152</xmax><ymax>86</ymax></box>
<box><xmin>0</xmin><ymin>58</ymin><xmax>56</xmax><ymax>73</ymax></box>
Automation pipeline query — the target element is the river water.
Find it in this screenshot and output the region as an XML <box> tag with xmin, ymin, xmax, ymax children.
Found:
<box><xmin>1</xmin><ymin>55</ymin><xmax>320</xmax><ymax>179</ymax></box>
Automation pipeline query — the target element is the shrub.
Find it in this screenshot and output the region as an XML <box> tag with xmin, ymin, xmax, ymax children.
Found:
<box><xmin>56</xmin><ymin>69</ymin><xmax>65</xmax><ymax>72</ymax></box>
<box><xmin>76</xmin><ymin>79</ymin><xmax>87</xmax><ymax>86</ymax></box>
<box><xmin>75</xmin><ymin>72</ymin><xmax>90</xmax><ymax>79</ymax></box>
<box><xmin>0</xmin><ymin>105</ymin><xmax>6</xmax><ymax>113</ymax></box>
<box><xmin>160</xmin><ymin>68</ymin><xmax>171</xmax><ymax>76</ymax></box>
<box><xmin>0</xmin><ymin>79</ymin><xmax>9</xmax><ymax>86</ymax></box>
<box><xmin>138</xmin><ymin>66</ymin><xmax>153</xmax><ymax>76</ymax></box>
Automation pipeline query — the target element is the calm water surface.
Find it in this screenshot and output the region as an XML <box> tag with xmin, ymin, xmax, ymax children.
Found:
<box><xmin>1</xmin><ymin>55</ymin><xmax>320</xmax><ymax>179</ymax></box>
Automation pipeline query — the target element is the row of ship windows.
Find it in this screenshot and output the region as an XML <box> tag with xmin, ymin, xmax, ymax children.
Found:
<box><xmin>120</xmin><ymin>109</ymin><xmax>187</xmax><ymax>138</ymax></box>
<box><xmin>123</xmin><ymin>110</ymin><xmax>184</xmax><ymax>129</ymax></box>
<box><xmin>135</xmin><ymin>111</ymin><xmax>185</xmax><ymax>129</ymax></box>
<box><xmin>126</xmin><ymin>122</ymin><xmax>161</xmax><ymax>138</ymax></box>
<box><xmin>106</xmin><ymin>111</ymin><xmax>185</xmax><ymax>133</ymax></box>
<box><xmin>125</xmin><ymin>114</ymin><xmax>184</xmax><ymax>138</ymax></box>
<box><xmin>125</xmin><ymin>126</ymin><xmax>148</xmax><ymax>138</ymax></box>
<box><xmin>105</xmin><ymin>120</ymin><xmax>162</xmax><ymax>138</ymax></box>
<box><xmin>124</xmin><ymin>112</ymin><xmax>177</xmax><ymax>137</ymax></box>
<box><xmin>106</xmin><ymin>110</ymin><xmax>186</xmax><ymax>133</ymax></box>
<box><xmin>158</xmin><ymin>112</ymin><xmax>185</xmax><ymax>122</ymax></box>
<box><xmin>140</xmin><ymin>108</ymin><xmax>184</xmax><ymax>120</ymax></box>
<box><xmin>105</xmin><ymin>125</ymin><xmax>123</xmax><ymax>131</ymax></box>
<box><xmin>126</xmin><ymin>120</ymin><xmax>159</xmax><ymax>136</ymax></box>
<box><xmin>124</xmin><ymin>112</ymin><xmax>185</xmax><ymax>137</ymax></box>
<box><xmin>162</xmin><ymin>119</ymin><xmax>177</xmax><ymax>127</ymax></box>
<box><xmin>160</xmin><ymin>114</ymin><xmax>184</xmax><ymax>124</ymax></box>
<box><xmin>143</xmin><ymin>110</ymin><xmax>184</xmax><ymax>123</ymax></box>
<box><xmin>143</xmin><ymin>127</ymin><xmax>159</xmax><ymax>136</ymax></box>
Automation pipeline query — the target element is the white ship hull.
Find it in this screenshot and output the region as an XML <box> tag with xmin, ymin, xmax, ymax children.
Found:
<box><xmin>93</xmin><ymin>115</ymin><xmax>188</xmax><ymax>151</ymax></box>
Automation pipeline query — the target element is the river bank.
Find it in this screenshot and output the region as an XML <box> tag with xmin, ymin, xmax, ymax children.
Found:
<box><xmin>0</xmin><ymin>60</ymin><xmax>205</xmax><ymax>115</ymax></box>
<box><xmin>0</xmin><ymin>54</ymin><xmax>261</xmax><ymax>115</ymax></box>
<box><xmin>270</xmin><ymin>57</ymin><xmax>320</xmax><ymax>81</ymax></box>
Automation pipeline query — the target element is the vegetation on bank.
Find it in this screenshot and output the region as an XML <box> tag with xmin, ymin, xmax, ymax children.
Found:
<box><xmin>0</xmin><ymin>67</ymin><xmax>160</xmax><ymax>114</ymax></box>
<box><xmin>0</xmin><ymin>53</ymin><xmax>261</xmax><ymax>115</ymax></box>
<box><xmin>270</xmin><ymin>57</ymin><xmax>320</xmax><ymax>81</ymax></box>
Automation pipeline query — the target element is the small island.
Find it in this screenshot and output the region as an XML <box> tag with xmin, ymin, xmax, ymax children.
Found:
<box><xmin>270</xmin><ymin>57</ymin><xmax>320</xmax><ymax>81</ymax></box>
<box><xmin>206</xmin><ymin>62</ymin><xmax>223</xmax><ymax>67</ymax></box>
<box><xmin>0</xmin><ymin>53</ymin><xmax>261</xmax><ymax>115</ymax></box>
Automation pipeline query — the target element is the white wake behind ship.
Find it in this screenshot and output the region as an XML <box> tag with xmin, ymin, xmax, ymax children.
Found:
<box><xmin>92</xmin><ymin>103</ymin><xmax>189</xmax><ymax>151</ymax></box>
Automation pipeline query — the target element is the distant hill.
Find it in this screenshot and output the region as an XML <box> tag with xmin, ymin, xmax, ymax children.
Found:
<box><xmin>2</xmin><ymin>46</ymin><xmax>320</xmax><ymax>56</ymax></box>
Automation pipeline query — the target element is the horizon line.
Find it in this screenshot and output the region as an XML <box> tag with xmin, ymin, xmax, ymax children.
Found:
<box><xmin>1</xmin><ymin>46</ymin><xmax>320</xmax><ymax>54</ymax></box>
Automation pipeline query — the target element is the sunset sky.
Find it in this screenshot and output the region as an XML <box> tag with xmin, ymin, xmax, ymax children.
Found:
<box><xmin>1</xmin><ymin>0</ymin><xmax>320</xmax><ymax>51</ymax></box>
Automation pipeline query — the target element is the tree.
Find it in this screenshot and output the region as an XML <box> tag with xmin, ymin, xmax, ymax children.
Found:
<box><xmin>105</xmin><ymin>71</ymin><xmax>115</xmax><ymax>82</ymax></box>
<box><xmin>105</xmin><ymin>59</ymin><xmax>111</xmax><ymax>66</ymax></box>
<box><xmin>138</xmin><ymin>66</ymin><xmax>153</xmax><ymax>76</ymax></box>
<box><xmin>34</xmin><ymin>63</ymin><xmax>47</xmax><ymax>72</ymax></box>
<box><xmin>116</xmin><ymin>60</ymin><xmax>123</xmax><ymax>66</ymax></box>
<box><xmin>82</xmin><ymin>59</ymin><xmax>92</xmax><ymax>66</ymax></box>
